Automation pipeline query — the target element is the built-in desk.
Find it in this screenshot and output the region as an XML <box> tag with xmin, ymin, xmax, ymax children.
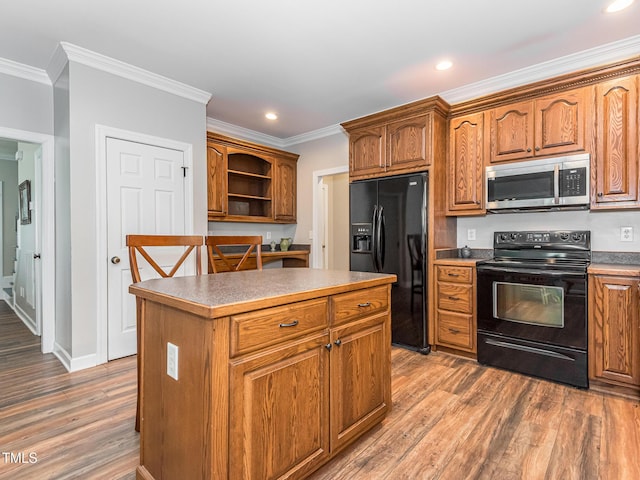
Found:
<box><xmin>130</xmin><ymin>269</ymin><xmax>395</xmax><ymax>480</ymax></box>
<box><xmin>208</xmin><ymin>245</ymin><xmax>310</xmax><ymax>272</ymax></box>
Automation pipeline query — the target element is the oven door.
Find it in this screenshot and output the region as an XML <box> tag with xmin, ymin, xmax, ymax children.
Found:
<box><xmin>476</xmin><ymin>265</ymin><xmax>587</xmax><ymax>350</ymax></box>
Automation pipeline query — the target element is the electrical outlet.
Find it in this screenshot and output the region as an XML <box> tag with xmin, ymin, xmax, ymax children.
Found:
<box><xmin>621</xmin><ymin>226</ymin><xmax>633</xmax><ymax>242</ymax></box>
<box><xmin>266</xmin><ymin>231</ymin><xmax>271</xmax><ymax>240</ymax></box>
<box><xmin>167</xmin><ymin>342</ymin><xmax>179</xmax><ymax>380</ymax></box>
<box><xmin>467</xmin><ymin>229</ymin><xmax>476</xmax><ymax>241</ymax></box>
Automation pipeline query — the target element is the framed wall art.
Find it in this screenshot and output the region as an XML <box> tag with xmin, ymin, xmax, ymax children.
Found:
<box><xmin>19</xmin><ymin>180</ymin><xmax>31</xmax><ymax>225</ymax></box>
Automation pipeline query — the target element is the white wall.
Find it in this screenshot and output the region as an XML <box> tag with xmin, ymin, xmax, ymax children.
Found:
<box><xmin>457</xmin><ymin>210</ymin><xmax>640</xmax><ymax>252</ymax></box>
<box><xmin>0</xmin><ymin>160</ymin><xmax>18</xmax><ymax>277</ymax></box>
<box><xmin>53</xmin><ymin>64</ymin><xmax>72</xmax><ymax>355</ymax></box>
<box><xmin>290</xmin><ymin>132</ymin><xmax>349</xmax><ymax>265</ymax></box>
<box><xmin>61</xmin><ymin>61</ymin><xmax>207</xmax><ymax>362</ymax></box>
<box><xmin>324</xmin><ymin>172</ymin><xmax>349</xmax><ymax>270</ymax></box>
<box><xmin>0</xmin><ymin>72</ymin><xmax>53</xmax><ymax>135</ymax></box>
<box><xmin>14</xmin><ymin>142</ymin><xmax>37</xmax><ymax>325</ymax></box>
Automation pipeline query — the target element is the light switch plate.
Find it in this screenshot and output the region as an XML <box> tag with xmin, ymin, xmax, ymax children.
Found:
<box><xmin>467</xmin><ymin>229</ymin><xmax>477</xmax><ymax>241</ymax></box>
<box><xmin>167</xmin><ymin>342</ymin><xmax>179</xmax><ymax>380</ymax></box>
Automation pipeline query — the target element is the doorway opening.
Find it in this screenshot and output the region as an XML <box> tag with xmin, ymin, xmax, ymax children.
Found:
<box><xmin>0</xmin><ymin>129</ymin><xmax>55</xmax><ymax>355</ymax></box>
<box><xmin>312</xmin><ymin>167</ymin><xmax>349</xmax><ymax>270</ymax></box>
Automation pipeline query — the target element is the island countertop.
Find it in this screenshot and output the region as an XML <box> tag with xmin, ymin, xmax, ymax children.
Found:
<box><xmin>129</xmin><ymin>268</ymin><xmax>397</xmax><ymax>318</ymax></box>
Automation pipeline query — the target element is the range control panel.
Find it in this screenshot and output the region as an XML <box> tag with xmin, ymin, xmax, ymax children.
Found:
<box><xmin>494</xmin><ymin>230</ymin><xmax>590</xmax><ymax>249</ymax></box>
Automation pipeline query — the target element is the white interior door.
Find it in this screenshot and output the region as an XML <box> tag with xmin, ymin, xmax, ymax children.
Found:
<box><xmin>106</xmin><ymin>138</ymin><xmax>187</xmax><ymax>360</ymax></box>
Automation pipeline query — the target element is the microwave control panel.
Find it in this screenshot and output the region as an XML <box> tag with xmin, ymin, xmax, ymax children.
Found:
<box><xmin>560</xmin><ymin>167</ymin><xmax>587</xmax><ymax>196</ymax></box>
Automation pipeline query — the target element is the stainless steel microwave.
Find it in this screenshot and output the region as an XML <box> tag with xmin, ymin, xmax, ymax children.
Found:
<box><xmin>485</xmin><ymin>153</ymin><xmax>590</xmax><ymax>212</ymax></box>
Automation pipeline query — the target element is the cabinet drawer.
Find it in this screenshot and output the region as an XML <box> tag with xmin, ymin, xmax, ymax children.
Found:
<box><xmin>437</xmin><ymin>283</ymin><xmax>472</xmax><ymax>314</ymax></box>
<box><xmin>436</xmin><ymin>265</ymin><xmax>472</xmax><ymax>284</ymax></box>
<box><xmin>331</xmin><ymin>285</ymin><xmax>389</xmax><ymax>326</ymax></box>
<box><xmin>437</xmin><ymin>311</ymin><xmax>473</xmax><ymax>350</ymax></box>
<box><xmin>230</xmin><ymin>298</ymin><xmax>328</xmax><ymax>356</ymax></box>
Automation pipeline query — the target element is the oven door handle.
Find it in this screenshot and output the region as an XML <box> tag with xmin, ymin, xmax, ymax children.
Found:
<box><xmin>477</xmin><ymin>265</ymin><xmax>586</xmax><ymax>277</ymax></box>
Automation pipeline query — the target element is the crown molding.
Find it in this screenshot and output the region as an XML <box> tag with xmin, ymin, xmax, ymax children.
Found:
<box><xmin>206</xmin><ymin>117</ymin><xmax>346</xmax><ymax>148</ymax></box>
<box><xmin>440</xmin><ymin>34</ymin><xmax>640</xmax><ymax>104</ymax></box>
<box><xmin>281</xmin><ymin>124</ymin><xmax>345</xmax><ymax>147</ymax></box>
<box><xmin>206</xmin><ymin>117</ymin><xmax>287</xmax><ymax>148</ymax></box>
<box><xmin>57</xmin><ymin>42</ymin><xmax>212</xmax><ymax>104</ymax></box>
<box><xmin>0</xmin><ymin>57</ymin><xmax>51</xmax><ymax>85</ymax></box>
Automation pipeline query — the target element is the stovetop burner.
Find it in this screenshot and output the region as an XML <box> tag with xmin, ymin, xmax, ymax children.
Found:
<box><xmin>479</xmin><ymin>230</ymin><xmax>591</xmax><ymax>272</ymax></box>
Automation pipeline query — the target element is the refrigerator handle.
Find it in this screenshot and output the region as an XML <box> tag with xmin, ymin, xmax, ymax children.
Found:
<box><xmin>377</xmin><ymin>206</ymin><xmax>385</xmax><ymax>271</ymax></box>
<box><xmin>372</xmin><ymin>205</ymin><xmax>380</xmax><ymax>272</ymax></box>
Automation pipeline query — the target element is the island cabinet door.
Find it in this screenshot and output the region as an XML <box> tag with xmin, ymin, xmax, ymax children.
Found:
<box><xmin>329</xmin><ymin>312</ymin><xmax>391</xmax><ymax>453</ymax></box>
<box><xmin>228</xmin><ymin>332</ymin><xmax>330</xmax><ymax>480</ymax></box>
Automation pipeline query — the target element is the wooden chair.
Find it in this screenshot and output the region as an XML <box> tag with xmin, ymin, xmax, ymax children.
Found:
<box><xmin>126</xmin><ymin>234</ymin><xmax>204</xmax><ymax>432</ymax></box>
<box><xmin>206</xmin><ymin>235</ymin><xmax>263</xmax><ymax>273</ymax></box>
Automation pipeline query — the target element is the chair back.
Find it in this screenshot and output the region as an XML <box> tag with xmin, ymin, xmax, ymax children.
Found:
<box><xmin>126</xmin><ymin>234</ymin><xmax>203</xmax><ymax>283</ymax></box>
<box><xmin>206</xmin><ymin>235</ymin><xmax>263</xmax><ymax>273</ymax></box>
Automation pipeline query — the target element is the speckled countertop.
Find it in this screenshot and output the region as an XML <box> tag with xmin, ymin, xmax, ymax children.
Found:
<box><xmin>129</xmin><ymin>269</ymin><xmax>396</xmax><ymax>318</ymax></box>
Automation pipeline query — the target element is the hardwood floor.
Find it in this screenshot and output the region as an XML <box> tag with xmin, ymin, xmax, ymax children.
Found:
<box><xmin>1</xmin><ymin>301</ymin><xmax>638</xmax><ymax>479</ymax></box>
<box><xmin>0</xmin><ymin>302</ymin><xmax>138</xmax><ymax>480</ymax></box>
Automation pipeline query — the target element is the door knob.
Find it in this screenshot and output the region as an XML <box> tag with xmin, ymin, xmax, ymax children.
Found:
<box><xmin>111</xmin><ymin>256</ymin><xmax>121</xmax><ymax>264</ymax></box>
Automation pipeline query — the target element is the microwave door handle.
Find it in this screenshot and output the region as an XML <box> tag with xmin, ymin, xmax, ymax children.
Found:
<box><xmin>554</xmin><ymin>164</ymin><xmax>560</xmax><ymax>204</ymax></box>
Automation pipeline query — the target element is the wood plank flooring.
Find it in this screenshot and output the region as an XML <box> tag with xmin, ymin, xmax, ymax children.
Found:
<box><xmin>1</xmin><ymin>301</ymin><xmax>639</xmax><ymax>479</ymax></box>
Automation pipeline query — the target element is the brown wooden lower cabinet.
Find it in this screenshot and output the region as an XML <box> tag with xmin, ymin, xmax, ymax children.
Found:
<box><xmin>130</xmin><ymin>270</ymin><xmax>393</xmax><ymax>480</ymax></box>
<box><xmin>433</xmin><ymin>260</ymin><xmax>477</xmax><ymax>356</ymax></box>
<box><xmin>588</xmin><ymin>265</ymin><xmax>640</xmax><ymax>399</ymax></box>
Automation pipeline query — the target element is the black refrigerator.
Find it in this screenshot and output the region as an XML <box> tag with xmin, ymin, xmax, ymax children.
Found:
<box><xmin>349</xmin><ymin>173</ymin><xmax>430</xmax><ymax>354</ymax></box>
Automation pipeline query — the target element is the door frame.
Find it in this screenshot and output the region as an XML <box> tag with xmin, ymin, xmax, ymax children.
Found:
<box><xmin>311</xmin><ymin>166</ymin><xmax>348</xmax><ymax>268</ymax></box>
<box><xmin>95</xmin><ymin>125</ymin><xmax>194</xmax><ymax>365</ymax></box>
<box><xmin>0</xmin><ymin>126</ymin><xmax>55</xmax><ymax>353</ymax></box>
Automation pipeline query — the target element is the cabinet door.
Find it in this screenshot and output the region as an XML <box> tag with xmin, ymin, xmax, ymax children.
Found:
<box><xmin>593</xmin><ymin>75</ymin><xmax>639</xmax><ymax>207</ymax></box>
<box><xmin>534</xmin><ymin>87</ymin><xmax>588</xmax><ymax>157</ymax></box>
<box><xmin>387</xmin><ymin>115</ymin><xmax>430</xmax><ymax>173</ymax></box>
<box><xmin>589</xmin><ymin>275</ymin><xmax>640</xmax><ymax>387</ymax></box>
<box><xmin>448</xmin><ymin>113</ymin><xmax>485</xmax><ymax>214</ymax></box>
<box><xmin>349</xmin><ymin>126</ymin><xmax>386</xmax><ymax>179</ymax></box>
<box><xmin>207</xmin><ymin>143</ymin><xmax>227</xmax><ymax>217</ymax></box>
<box><xmin>229</xmin><ymin>333</ymin><xmax>330</xmax><ymax>480</ymax></box>
<box><xmin>330</xmin><ymin>313</ymin><xmax>390</xmax><ymax>453</ymax></box>
<box><xmin>273</xmin><ymin>157</ymin><xmax>297</xmax><ymax>222</ymax></box>
<box><xmin>489</xmin><ymin>100</ymin><xmax>535</xmax><ymax>163</ymax></box>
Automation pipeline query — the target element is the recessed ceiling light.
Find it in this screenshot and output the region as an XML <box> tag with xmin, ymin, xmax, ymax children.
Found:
<box><xmin>265</xmin><ymin>112</ymin><xmax>278</xmax><ymax>120</ymax></box>
<box><xmin>606</xmin><ymin>0</ymin><xmax>633</xmax><ymax>12</ymax></box>
<box><xmin>435</xmin><ymin>60</ymin><xmax>453</xmax><ymax>71</ymax></box>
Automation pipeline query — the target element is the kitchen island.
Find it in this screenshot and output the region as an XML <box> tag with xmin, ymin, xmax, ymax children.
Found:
<box><xmin>130</xmin><ymin>268</ymin><xmax>396</xmax><ymax>480</ymax></box>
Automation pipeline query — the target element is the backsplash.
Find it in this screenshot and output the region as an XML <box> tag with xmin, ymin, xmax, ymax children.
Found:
<box><xmin>457</xmin><ymin>209</ymin><xmax>640</xmax><ymax>252</ymax></box>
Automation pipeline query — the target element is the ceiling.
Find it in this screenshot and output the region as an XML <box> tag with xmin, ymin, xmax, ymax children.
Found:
<box><xmin>1</xmin><ymin>0</ymin><xmax>639</xmax><ymax>139</ymax></box>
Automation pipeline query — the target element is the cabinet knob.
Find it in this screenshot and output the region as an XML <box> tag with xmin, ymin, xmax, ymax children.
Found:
<box><xmin>334</xmin><ymin>339</ymin><xmax>342</xmax><ymax>347</ymax></box>
<box><xmin>325</xmin><ymin>343</ymin><xmax>332</xmax><ymax>351</ymax></box>
<box><xmin>535</xmin><ymin>146</ymin><xmax>540</xmax><ymax>151</ymax></box>
<box><xmin>526</xmin><ymin>148</ymin><xmax>532</xmax><ymax>153</ymax></box>
<box><xmin>111</xmin><ymin>256</ymin><xmax>121</xmax><ymax>264</ymax></box>
<box><xmin>597</xmin><ymin>192</ymin><xmax>603</xmax><ymax>197</ymax></box>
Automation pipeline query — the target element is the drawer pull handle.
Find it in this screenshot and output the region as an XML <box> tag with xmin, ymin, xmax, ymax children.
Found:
<box><xmin>279</xmin><ymin>320</ymin><xmax>299</xmax><ymax>328</ymax></box>
<box><xmin>358</xmin><ymin>302</ymin><xmax>371</xmax><ymax>307</ymax></box>
<box><xmin>447</xmin><ymin>273</ymin><xmax>460</xmax><ymax>277</ymax></box>
<box><xmin>448</xmin><ymin>328</ymin><xmax>460</xmax><ymax>334</ymax></box>
<box><xmin>447</xmin><ymin>296</ymin><xmax>460</xmax><ymax>301</ymax></box>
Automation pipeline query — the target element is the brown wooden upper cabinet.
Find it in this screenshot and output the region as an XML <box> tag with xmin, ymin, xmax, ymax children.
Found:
<box><xmin>342</xmin><ymin>97</ymin><xmax>449</xmax><ymax>181</ymax></box>
<box><xmin>592</xmin><ymin>74</ymin><xmax>639</xmax><ymax>209</ymax></box>
<box><xmin>207</xmin><ymin>132</ymin><xmax>299</xmax><ymax>223</ymax></box>
<box><xmin>487</xmin><ymin>87</ymin><xmax>590</xmax><ymax>163</ymax></box>
<box><xmin>448</xmin><ymin>112</ymin><xmax>485</xmax><ymax>215</ymax></box>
